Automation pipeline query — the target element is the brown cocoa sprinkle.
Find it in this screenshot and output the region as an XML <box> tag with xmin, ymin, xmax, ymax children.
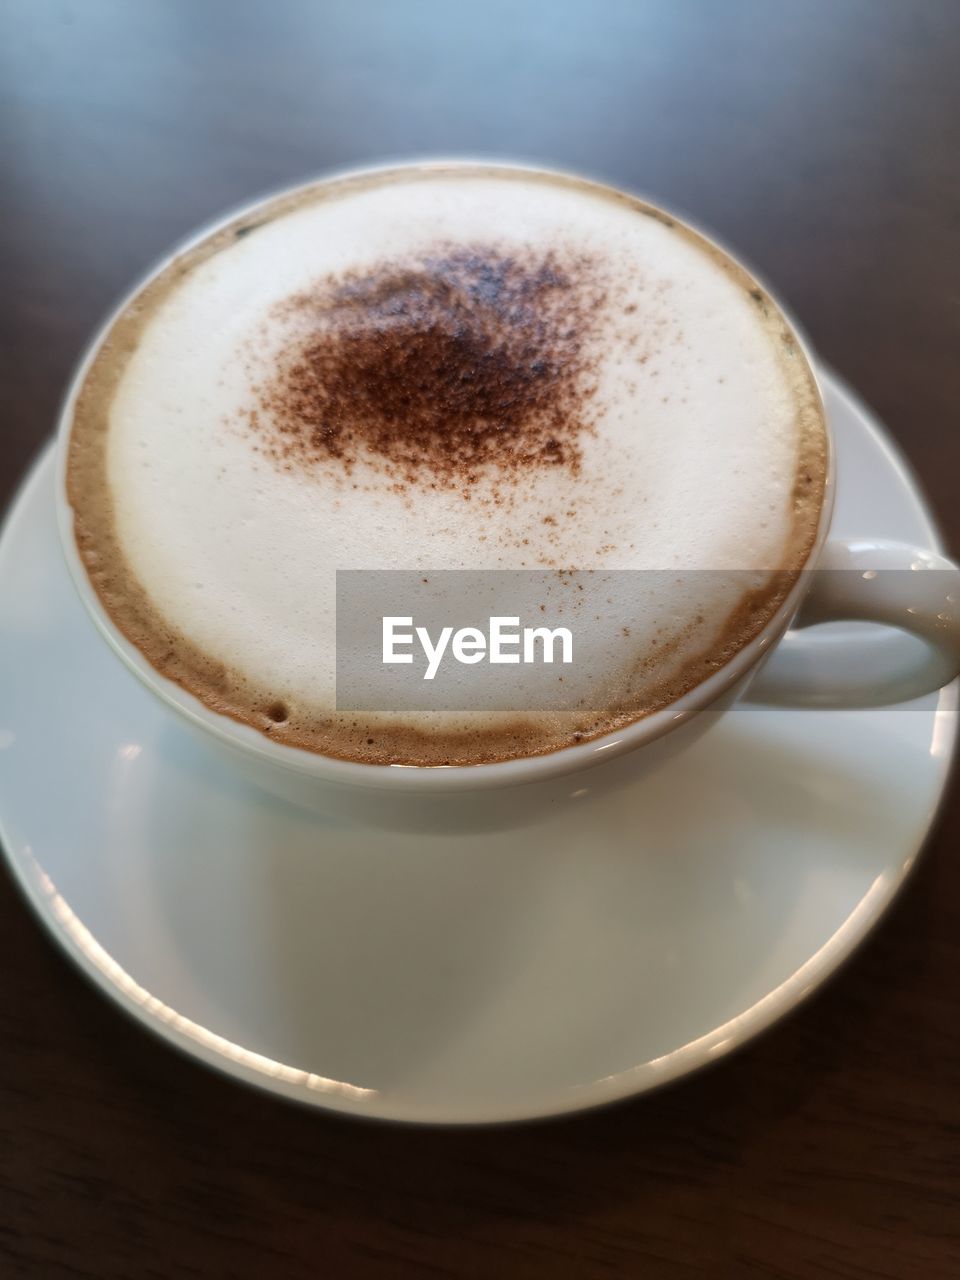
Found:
<box><xmin>244</xmin><ymin>244</ymin><xmax>606</xmax><ymax>485</ymax></box>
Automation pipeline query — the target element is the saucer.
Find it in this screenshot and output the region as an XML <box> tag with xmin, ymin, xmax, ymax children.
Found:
<box><xmin>0</xmin><ymin>370</ymin><xmax>955</xmax><ymax>1125</ymax></box>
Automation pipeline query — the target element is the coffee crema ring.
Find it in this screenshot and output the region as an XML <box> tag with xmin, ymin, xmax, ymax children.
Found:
<box><xmin>64</xmin><ymin>165</ymin><xmax>827</xmax><ymax>766</ymax></box>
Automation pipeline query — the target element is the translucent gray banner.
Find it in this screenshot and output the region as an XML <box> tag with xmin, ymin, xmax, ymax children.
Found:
<box><xmin>335</xmin><ymin>568</ymin><xmax>954</xmax><ymax>713</ymax></box>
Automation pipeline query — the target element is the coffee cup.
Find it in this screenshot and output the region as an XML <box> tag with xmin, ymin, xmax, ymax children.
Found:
<box><xmin>55</xmin><ymin>163</ymin><xmax>960</xmax><ymax>831</ymax></box>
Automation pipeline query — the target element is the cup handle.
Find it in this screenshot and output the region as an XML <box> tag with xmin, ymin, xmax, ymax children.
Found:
<box><xmin>745</xmin><ymin>538</ymin><xmax>960</xmax><ymax>707</ymax></box>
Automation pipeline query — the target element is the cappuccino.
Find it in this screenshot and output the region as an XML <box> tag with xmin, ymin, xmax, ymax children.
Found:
<box><xmin>66</xmin><ymin>165</ymin><xmax>826</xmax><ymax>764</ymax></box>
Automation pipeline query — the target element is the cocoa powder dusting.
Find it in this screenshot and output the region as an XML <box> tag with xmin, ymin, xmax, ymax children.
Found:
<box><xmin>246</xmin><ymin>245</ymin><xmax>605</xmax><ymax>485</ymax></box>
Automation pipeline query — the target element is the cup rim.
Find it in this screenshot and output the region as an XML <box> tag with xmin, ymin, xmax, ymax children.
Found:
<box><xmin>54</xmin><ymin>157</ymin><xmax>834</xmax><ymax>793</ymax></box>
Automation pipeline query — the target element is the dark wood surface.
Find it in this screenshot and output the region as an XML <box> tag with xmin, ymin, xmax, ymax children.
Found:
<box><xmin>2</xmin><ymin>2</ymin><xmax>958</xmax><ymax>1276</ymax></box>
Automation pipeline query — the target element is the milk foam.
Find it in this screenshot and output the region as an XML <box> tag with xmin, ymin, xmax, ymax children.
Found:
<box><xmin>69</xmin><ymin>167</ymin><xmax>825</xmax><ymax>763</ymax></box>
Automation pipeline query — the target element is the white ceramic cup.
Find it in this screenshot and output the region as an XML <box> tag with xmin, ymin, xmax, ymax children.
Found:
<box><xmin>54</xmin><ymin>164</ymin><xmax>960</xmax><ymax>832</ymax></box>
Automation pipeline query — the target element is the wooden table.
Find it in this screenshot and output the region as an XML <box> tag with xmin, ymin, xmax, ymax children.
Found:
<box><xmin>2</xmin><ymin>3</ymin><xmax>957</xmax><ymax>1276</ymax></box>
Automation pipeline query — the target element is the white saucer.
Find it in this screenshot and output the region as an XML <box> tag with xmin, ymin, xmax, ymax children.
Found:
<box><xmin>1</xmin><ymin>370</ymin><xmax>955</xmax><ymax>1125</ymax></box>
